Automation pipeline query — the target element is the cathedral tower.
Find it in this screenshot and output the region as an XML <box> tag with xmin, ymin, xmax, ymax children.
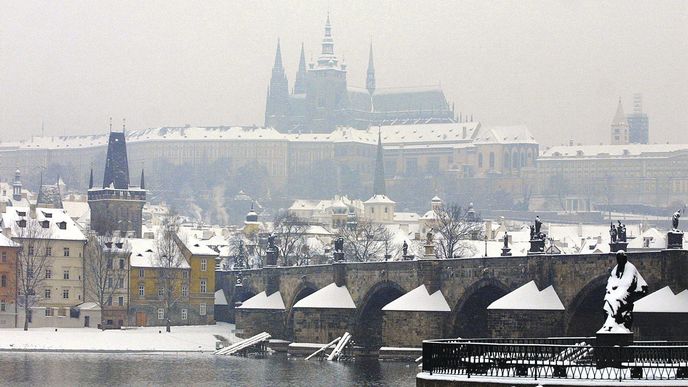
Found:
<box><xmin>293</xmin><ymin>43</ymin><xmax>307</xmax><ymax>95</ymax></box>
<box><xmin>88</xmin><ymin>130</ymin><xmax>146</xmax><ymax>237</ymax></box>
<box><xmin>265</xmin><ymin>40</ymin><xmax>290</xmax><ymax>130</ymax></box>
<box><xmin>366</xmin><ymin>42</ymin><xmax>376</xmax><ymax>95</ymax></box>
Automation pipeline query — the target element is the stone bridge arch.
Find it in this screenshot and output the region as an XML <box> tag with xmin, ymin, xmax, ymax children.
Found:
<box><xmin>285</xmin><ymin>281</ymin><xmax>319</xmax><ymax>341</ymax></box>
<box><xmin>353</xmin><ymin>280</ymin><xmax>407</xmax><ymax>350</ymax></box>
<box><xmin>565</xmin><ymin>274</ymin><xmax>608</xmax><ymax>337</ymax></box>
<box><xmin>451</xmin><ymin>277</ymin><xmax>509</xmax><ymax>338</ymax></box>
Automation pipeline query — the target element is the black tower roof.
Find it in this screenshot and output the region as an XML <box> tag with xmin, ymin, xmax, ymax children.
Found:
<box><xmin>102</xmin><ymin>132</ymin><xmax>130</xmax><ymax>189</ymax></box>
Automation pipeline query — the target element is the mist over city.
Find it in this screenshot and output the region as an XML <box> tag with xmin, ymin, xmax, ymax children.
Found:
<box><xmin>0</xmin><ymin>2</ymin><xmax>687</xmax><ymax>386</ymax></box>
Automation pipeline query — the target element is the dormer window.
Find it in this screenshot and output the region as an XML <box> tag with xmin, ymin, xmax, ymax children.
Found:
<box><xmin>40</xmin><ymin>220</ymin><xmax>50</xmax><ymax>228</ymax></box>
<box><xmin>105</xmin><ymin>242</ymin><xmax>113</xmax><ymax>249</ymax></box>
<box><xmin>42</xmin><ymin>211</ymin><xmax>53</xmax><ymax>218</ymax></box>
<box><xmin>115</xmin><ymin>242</ymin><xmax>123</xmax><ymax>249</ymax></box>
<box><xmin>17</xmin><ymin>211</ymin><xmax>26</xmax><ymax>217</ymax></box>
<box><xmin>17</xmin><ymin>219</ymin><xmax>26</xmax><ymax>228</ymax></box>
<box><xmin>57</xmin><ymin>221</ymin><xmax>67</xmax><ymax>230</ymax></box>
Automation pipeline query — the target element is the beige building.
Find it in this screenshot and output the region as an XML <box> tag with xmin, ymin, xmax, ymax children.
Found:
<box><xmin>1</xmin><ymin>206</ymin><xmax>87</xmax><ymax>328</ymax></box>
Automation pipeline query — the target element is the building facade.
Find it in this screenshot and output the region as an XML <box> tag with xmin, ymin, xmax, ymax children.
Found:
<box><xmin>627</xmin><ymin>93</ymin><xmax>649</xmax><ymax>144</ymax></box>
<box><xmin>0</xmin><ymin>234</ymin><xmax>19</xmax><ymax>328</ymax></box>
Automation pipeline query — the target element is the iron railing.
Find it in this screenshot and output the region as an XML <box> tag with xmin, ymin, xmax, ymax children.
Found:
<box><xmin>422</xmin><ymin>338</ymin><xmax>688</xmax><ymax>381</ymax></box>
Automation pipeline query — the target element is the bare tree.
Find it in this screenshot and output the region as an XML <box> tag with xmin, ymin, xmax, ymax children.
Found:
<box><xmin>13</xmin><ymin>216</ymin><xmax>53</xmax><ymax>331</ymax></box>
<box><xmin>226</xmin><ymin>233</ymin><xmax>248</xmax><ymax>269</ymax></box>
<box><xmin>338</xmin><ymin>220</ymin><xmax>394</xmax><ymax>262</ymax></box>
<box><xmin>273</xmin><ymin>212</ymin><xmax>309</xmax><ymax>266</ymax></box>
<box><xmin>433</xmin><ymin>203</ymin><xmax>483</xmax><ymax>259</ymax></box>
<box><xmin>84</xmin><ymin>234</ymin><xmax>128</xmax><ymax>330</ymax></box>
<box><xmin>156</xmin><ymin>214</ymin><xmax>187</xmax><ymax>333</ymax></box>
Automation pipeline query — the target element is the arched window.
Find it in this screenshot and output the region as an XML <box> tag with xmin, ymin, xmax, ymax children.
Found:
<box><xmin>1</xmin><ymin>274</ymin><xmax>6</xmax><ymax>287</ymax></box>
<box><xmin>512</xmin><ymin>152</ymin><xmax>519</xmax><ymax>170</ymax></box>
<box><xmin>489</xmin><ymin>152</ymin><xmax>495</xmax><ymax>168</ymax></box>
<box><xmin>521</xmin><ymin>151</ymin><xmax>526</xmax><ymax>167</ymax></box>
<box><xmin>504</xmin><ymin>153</ymin><xmax>510</xmax><ymax>169</ymax></box>
<box><xmin>478</xmin><ymin>153</ymin><xmax>483</xmax><ymax>168</ymax></box>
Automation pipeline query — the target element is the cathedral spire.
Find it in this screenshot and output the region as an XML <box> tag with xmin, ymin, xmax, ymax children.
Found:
<box><xmin>89</xmin><ymin>168</ymin><xmax>94</xmax><ymax>189</ymax></box>
<box><xmin>140</xmin><ymin>169</ymin><xmax>145</xmax><ymax>190</ymax></box>
<box><xmin>293</xmin><ymin>43</ymin><xmax>307</xmax><ymax>95</ymax></box>
<box><xmin>373</xmin><ymin>127</ymin><xmax>386</xmax><ymax>196</ymax></box>
<box><xmin>366</xmin><ymin>41</ymin><xmax>376</xmax><ymax>95</ymax></box>
<box><xmin>273</xmin><ymin>39</ymin><xmax>284</xmax><ymax>70</ymax></box>
<box><xmin>612</xmin><ymin>97</ymin><xmax>626</xmax><ymax>125</ymax></box>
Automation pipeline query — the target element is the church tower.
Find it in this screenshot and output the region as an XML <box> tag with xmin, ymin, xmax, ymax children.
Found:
<box><xmin>88</xmin><ymin>129</ymin><xmax>146</xmax><ymax>238</ymax></box>
<box><xmin>304</xmin><ymin>14</ymin><xmax>350</xmax><ymax>133</ymax></box>
<box><xmin>12</xmin><ymin>169</ymin><xmax>22</xmax><ymax>202</ymax></box>
<box><xmin>293</xmin><ymin>43</ymin><xmax>307</xmax><ymax>95</ymax></box>
<box><xmin>366</xmin><ymin>42</ymin><xmax>376</xmax><ymax>95</ymax></box>
<box><xmin>363</xmin><ymin>128</ymin><xmax>395</xmax><ymax>223</ymax></box>
<box><xmin>265</xmin><ymin>40</ymin><xmax>290</xmax><ymax>131</ymax></box>
<box><xmin>373</xmin><ymin>128</ymin><xmax>386</xmax><ymax>195</ymax></box>
<box><xmin>610</xmin><ymin>98</ymin><xmax>630</xmax><ymax>145</ymax></box>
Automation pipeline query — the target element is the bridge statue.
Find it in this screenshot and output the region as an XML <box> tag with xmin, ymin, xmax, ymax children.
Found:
<box><xmin>534</xmin><ymin>216</ymin><xmax>542</xmax><ymax>237</ymax></box>
<box><xmin>333</xmin><ymin>237</ymin><xmax>345</xmax><ymax>262</ymax></box>
<box><xmin>599</xmin><ymin>250</ymin><xmax>648</xmax><ymax>334</ymax></box>
<box><xmin>402</xmin><ymin>240</ymin><xmax>408</xmax><ymax>257</ymax></box>
<box><xmin>609</xmin><ymin>223</ymin><xmax>617</xmax><ymax>243</ymax></box>
<box><xmin>617</xmin><ymin>220</ymin><xmax>627</xmax><ymax>243</ymax></box>
<box><xmin>672</xmin><ymin>210</ymin><xmax>681</xmax><ymax>231</ymax></box>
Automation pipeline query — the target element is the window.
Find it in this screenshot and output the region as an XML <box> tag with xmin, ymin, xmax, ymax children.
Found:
<box><xmin>182</xmin><ymin>285</ymin><xmax>189</xmax><ymax>298</ymax></box>
<box><xmin>45</xmin><ymin>268</ymin><xmax>52</xmax><ymax>279</ymax></box>
<box><xmin>489</xmin><ymin>152</ymin><xmax>495</xmax><ymax>168</ymax></box>
<box><xmin>201</xmin><ymin>259</ymin><xmax>207</xmax><ymax>272</ymax></box>
<box><xmin>118</xmin><ymin>296</ymin><xmax>124</xmax><ymax>306</ymax></box>
<box><xmin>157</xmin><ymin>308</ymin><xmax>164</xmax><ymax>320</ymax></box>
<box><xmin>107</xmin><ymin>277</ymin><xmax>113</xmax><ymax>288</ymax></box>
<box><xmin>28</xmin><ymin>246</ymin><xmax>34</xmax><ymax>256</ymax></box>
<box><xmin>200</xmin><ymin>280</ymin><xmax>207</xmax><ymax>293</ymax></box>
<box><xmin>182</xmin><ymin>271</ymin><xmax>189</xmax><ymax>279</ymax></box>
<box><xmin>199</xmin><ymin>303</ymin><xmax>206</xmax><ymax>316</ymax></box>
<box><xmin>181</xmin><ymin>309</ymin><xmax>188</xmax><ymax>320</ymax></box>
<box><xmin>1</xmin><ymin>252</ymin><xmax>6</xmax><ymax>262</ymax></box>
<box><xmin>44</xmin><ymin>289</ymin><xmax>51</xmax><ymax>299</ymax></box>
<box><xmin>116</xmin><ymin>277</ymin><xmax>123</xmax><ymax>289</ymax></box>
<box><xmin>158</xmin><ymin>288</ymin><xmax>164</xmax><ymax>297</ymax></box>
<box><xmin>0</xmin><ymin>300</ymin><xmax>5</xmax><ymax>312</ymax></box>
<box><xmin>139</xmin><ymin>268</ymin><xmax>144</xmax><ymax>278</ymax></box>
<box><xmin>119</xmin><ymin>259</ymin><xmax>125</xmax><ymax>270</ymax></box>
<box><xmin>45</xmin><ymin>308</ymin><xmax>54</xmax><ymax>317</ymax></box>
<box><xmin>107</xmin><ymin>296</ymin><xmax>112</xmax><ymax>306</ymax></box>
<box><xmin>106</xmin><ymin>258</ymin><xmax>113</xmax><ymax>269</ymax></box>
<box><xmin>62</xmin><ymin>289</ymin><xmax>69</xmax><ymax>299</ymax></box>
<box><xmin>45</xmin><ymin>247</ymin><xmax>52</xmax><ymax>256</ymax></box>
<box><xmin>63</xmin><ymin>247</ymin><xmax>70</xmax><ymax>257</ymax></box>
<box><xmin>138</xmin><ymin>284</ymin><xmax>145</xmax><ymax>297</ymax></box>
<box><xmin>63</xmin><ymin>270</ymin><xmax>70</xmax><ymax>280</ymax></box>
<box><xmin>0</xmin><ymin>275</ymin><xmax>5</xmax><ymax>287</ymax></box>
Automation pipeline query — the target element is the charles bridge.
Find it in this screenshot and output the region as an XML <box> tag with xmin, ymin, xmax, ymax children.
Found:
<box><xmin>216</xmin><ymin>250</ymin><xmax>688</xmax><ymax>352</ymax></box>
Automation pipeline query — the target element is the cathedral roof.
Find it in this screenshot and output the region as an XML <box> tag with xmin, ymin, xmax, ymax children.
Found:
<box><xmin>474</xmin><ymin>125</ymin><xmax>537</xmax><ymax>145</ymax></box>
<box><xmin>372</xmin><ymin>86</ymin><xmax>450</xmax><ymax>113</ymax></box>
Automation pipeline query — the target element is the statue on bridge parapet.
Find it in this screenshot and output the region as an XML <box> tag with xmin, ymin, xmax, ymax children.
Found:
<box><xmin>668</xmin><ymin>210</ymin><xmax>683</xmax><ymax>249</ymax></box>
<box><xmin>333</xmin><ymin>236</ymin><xmax>345</xmax><ymax>262</ymax></box>
<box><xmin>265</xmin><ymin>234</ymin><xmax>279</xmax><ymax>266</ymax></box>
<box><xmin>599</xmin><ymin>250</ymin><xmax>648</xmax><ymax>335</ymax></box>
<box><xmin>528</xmin><ymin>216</ymin><xmax>546</xmax><ymax>255</ymax></box>
<box><xmin>609</xmin><ymin>220</ymin><xmax>628</xmax><ymax>253</ymax></box>
<box><xmin>501</xmin><ymin>232</ymin><xmax>512</xmax><ymax>256</ymax></box>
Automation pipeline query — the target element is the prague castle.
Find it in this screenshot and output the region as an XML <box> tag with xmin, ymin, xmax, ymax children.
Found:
<box><xmin>265</xmin><ymin>15</ymin><xmax>457</xmax><ymax>133</ymax></box>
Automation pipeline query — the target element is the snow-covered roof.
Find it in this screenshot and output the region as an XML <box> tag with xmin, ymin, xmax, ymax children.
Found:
<box><xmin>237</xmin><ymin>291</ymin><xmax>286</xmax><ymax>310</ymax></box>
<box><xmin>474</xmin><ymin>125</ymin><xmax>537</xmax><ymax>145</ymax></box>
<box><xmin>214</xmin><ymin>290</ymin><xmax>228</xmax><ymax>306</ymax></box>
<box><xmin>76</xmin><ymin>302</ymin><xmax>101</xmax><ymax>310</ymax></box>
<box><xmin>382</xmin><ymin>285</ymin><xmax>450</xmax><ymax>312</ymax></box>
<box><xmin>628</xmin><ymin>228</ymin><xmax>666</xmax><ymax>249</ymax></box>
<box><xmin>394</xmin><ymin>212</ymin><xmax>420</xmax><ymax>223</ymax></box>
<box><xmin>128</xmin><ymin>238</ymin><xmax>190</xmax><ymax>269</ymax></box>
<box><xmin>293</xmin><ymin>283</ymin><xmax>356</xmax><ymax>309</ymax></box>
<box><xmin>635</xmin><ymin>286</ymin><xmax>688</xmax><ymax>313</ymax></box>
<box><xmin>62</xmin><ymin>200</ymin><xmax>90</xmax><ymax>220</ymax></box>
<box><xmin>364</xmin><ymin>194</ymin><xmax>396</xmax><ymax>205</ymax></box>
<box><xmin>1</xmin><ymin>207</ymin><xmax>86</xmax><ymax>241</ymax></box>
<box><xmin>488</xmin><ymin>281</ymin><xmax>565</xmax><ymax>311</ymax></box>
<box><xmin>541</xmin><ymin>144</ymin><xmax>688</xmax><ymax>159</ymax></box>
<box><xmin>0</xmin><ymin>233</ymin><xmax>19</xmax><ymax>247</ymax></box>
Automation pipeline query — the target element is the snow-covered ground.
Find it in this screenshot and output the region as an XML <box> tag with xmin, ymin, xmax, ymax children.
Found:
<box><xmin>417</xmin><ymin>372</ymin><xmax>688</xmax><ymax>386</ymax></box>
<box><xmin>0</xmin><ymin>322</ymin><xmax>238</xmax><ymax>352</ymax></box>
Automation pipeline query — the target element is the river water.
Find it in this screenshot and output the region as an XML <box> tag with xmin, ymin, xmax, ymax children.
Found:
<box><xmin>0</xmin><ymin>352</ymin><xmax>418</xmax><ymax>386</ymax></box>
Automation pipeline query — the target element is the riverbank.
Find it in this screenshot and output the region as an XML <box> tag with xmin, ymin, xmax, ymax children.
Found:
<box><xmin>0</xmin><ymin>322</ymin><xmax>237</xmax><ymax>353</ymax></box>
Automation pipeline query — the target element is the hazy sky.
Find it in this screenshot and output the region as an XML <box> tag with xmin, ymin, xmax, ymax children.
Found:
<box><xmin>1</xmin><ymin>1</ymin><xmax>686</xmax><ymax>146</ymax></box>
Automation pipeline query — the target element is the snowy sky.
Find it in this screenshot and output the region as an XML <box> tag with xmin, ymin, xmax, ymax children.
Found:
<box><xmin>1</xmin><ymin>1</ymin><xmax>686</xmax><ymax>146</ymax></box>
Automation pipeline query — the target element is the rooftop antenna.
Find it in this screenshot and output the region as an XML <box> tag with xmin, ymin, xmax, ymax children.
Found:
<box><xmin>109</xmin><ymin>117</ymin><xmax>112</xmax><ymax>133</ymax></box>
<box><xmin>122</xmin><ymin>118</ymin><xmax>126</xmax><ymax>134</ymax></box>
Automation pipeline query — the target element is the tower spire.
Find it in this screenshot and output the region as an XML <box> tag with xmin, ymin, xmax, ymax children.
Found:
<box><xmin>265</xmin><ymin>39</ymin><xmax>290</xmax><ymax>131</ymax></box>
<box><xmin>373</xmin><ymin>126</ymin><xmax>386</xmax><ymax>196</ymax></box>
<box><xmin>317</xmin><ymin>13</ymin><xmax>337</xmax><ymax>68</ymax></box>
<box><xmin>273</xmin><ymin>38</ymin><xmax>284</xmax><ymax>70</ymax></box>
<box><xmin>366</xmin><ymin>41</ymin><xmax>376</xmax><ymax>95</ymax></box>
<box><xmin>140</xmin><ymin>169</ymin><xmax>145</xmax><ymax>190</ymax></box>
<box><xmin>89</xmin><ymin>168</ymin><xmax>94</xmax><ymax>189</ymax></box>
<box><xmin>293</xmin><ymin>43</ymin><xmax>307</xmax><ymax>95</ymax></box>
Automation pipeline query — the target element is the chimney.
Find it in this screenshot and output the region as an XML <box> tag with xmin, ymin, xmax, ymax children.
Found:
<box><xmin>569</xmin><ymin>139</ymin><xmax>574</xmax><ymax>146</ymax></box>
<box><xmin>30</xmin><ymin>203</ymin><xmax>36</xmax><ymax>219</ymax></box>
